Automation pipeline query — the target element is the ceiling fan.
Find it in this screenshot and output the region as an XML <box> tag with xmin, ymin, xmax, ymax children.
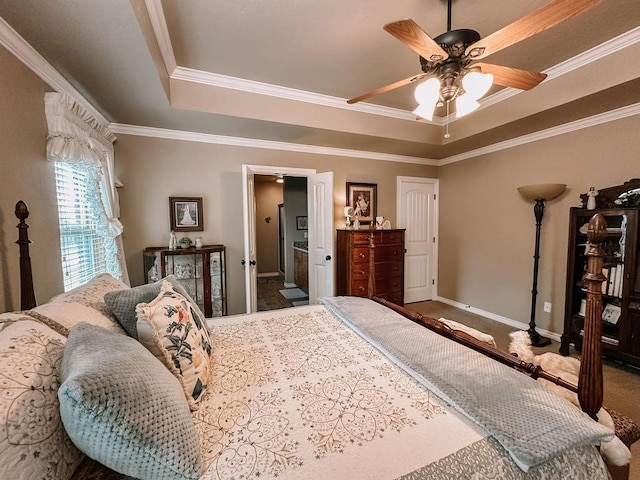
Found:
<box><xmin>347</xmin><ymin>0</ymin><xmax>601</xmax><ymax>121</ymax></box>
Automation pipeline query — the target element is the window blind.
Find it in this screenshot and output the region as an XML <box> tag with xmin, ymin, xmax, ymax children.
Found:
<box><xmin>54</xmin><ymin>162</ymin><xmax>108</xmax><ymax>291</ymax></box>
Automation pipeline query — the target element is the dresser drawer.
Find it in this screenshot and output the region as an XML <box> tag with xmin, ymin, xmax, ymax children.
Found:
<box><xmin>351</xmin><ymin>232</ymin><xmax>372</xmax><ymax>246</ymax></box>
<box><xmin>374</xmin><ymin>246</ymin><xmax>404</xmax><ymax>263</ymax></box>
<box><xmin>372</xmin><ymin>231</ymin><xmax>403</xmax><ymax>245</ymax></box>
<box><xmin>351</xmin><ymin>265</ymin><xmax>369</xmax><ymax>281</ymax></box>
<box><xmin>351</xmin><ymin>248</ymin><xmax>370</xmax><ymax>264</ymax></box>
<box><xmin>350</xmin><ymin>280</ymin><xmax>369</xmax><ymax>297</ymax></box>
<box><xmin>374</xmin><ymin>274</ymin><xmax>403</xmax><ymax>293</ymax></box>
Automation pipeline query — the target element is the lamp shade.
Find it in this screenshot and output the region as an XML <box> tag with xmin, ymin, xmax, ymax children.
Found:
<box><xmin>517</xmin><ymin>183</ymin><xmax>567</xmax><ymax>201</ymax></box>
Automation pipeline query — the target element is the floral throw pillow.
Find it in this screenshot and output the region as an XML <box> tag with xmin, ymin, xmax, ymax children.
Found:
<box><xmin>136</xmin><ymin>281</ymin><xmax>212</xmax><ymax>409</ymax></box>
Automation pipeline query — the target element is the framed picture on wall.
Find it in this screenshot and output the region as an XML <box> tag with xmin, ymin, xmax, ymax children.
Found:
<box><xmin>170</xmin><ymin>197</ymin><xmax>204</xmax><ymax>232</ymax></box>
<box><xmin>296</xmin><ymin>216</ymin><xmax>308</xmax><ymax>230</ymax></box>
<box><xmin>346</xmin><ymin>182</ymin><xmax>377</xmax><ymax>224</ymax></box>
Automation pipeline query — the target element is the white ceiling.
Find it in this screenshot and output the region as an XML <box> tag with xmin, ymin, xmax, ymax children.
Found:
<box><xmin>0</xmin><ymin>0</ymin><xmax>639</xmax><ymax>163</ymax></box>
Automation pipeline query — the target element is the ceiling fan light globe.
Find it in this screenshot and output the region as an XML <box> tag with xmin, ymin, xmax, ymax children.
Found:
<box><xmin>413</xmin><ymin>102</ymin><xmax>437</xmax><ymax>121</ymax></box>
<box><xmin>455</xmin><ymin>94</ymin><xmax>480</xmax><ymax>118</ymax></box>
<box><xmin>414</xmin><ymin>77</ymin><xmax>440</xmax><ymax>104</ymax></box>
<box><xmin>462</xmin><ymin>71</ymin><xmax>494</xmax><ymax>100</ymax></box>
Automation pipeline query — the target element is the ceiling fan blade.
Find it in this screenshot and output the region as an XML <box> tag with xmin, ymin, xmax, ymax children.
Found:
<box><xmin>347</xmin><ymin>73</ymin><xmax>428</xmax><ymax>104</ymax></box>
<box><xmin>384</xmin><ymin>19</ymin><xmax>449</xmax><ymax>63</ymax></box>
<box><xmin>465</xmin><ymin>0</ymin><xmax>601</xmax><ymax>60</ymax></box>
<box><xmin>475</xmin><ymin>63</ymin><xmax>547</xmax><ymax>90</ymax></box>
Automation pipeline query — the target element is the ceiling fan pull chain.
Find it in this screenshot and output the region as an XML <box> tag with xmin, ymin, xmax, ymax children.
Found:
<box><xmin>444</xmin><ymin>101</ymin><xmax>451</xmax><ymax>139</ymax></box>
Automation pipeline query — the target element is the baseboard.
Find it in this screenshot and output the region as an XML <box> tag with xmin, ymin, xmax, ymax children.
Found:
<box><xmin>257</xmin><ymin>272</ymin><xmax>281</xmax><ymax>278</ymax></box>
<box><xmin>434</xmin><ymin>296</ymin><xmax>561</xmax><ymax>343</ymax></box>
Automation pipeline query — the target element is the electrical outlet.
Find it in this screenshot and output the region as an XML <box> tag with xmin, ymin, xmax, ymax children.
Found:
<box><xmin>544</xmin><ymin>302</ymin><xmax>552</xmax><ymax>313</ymax></box>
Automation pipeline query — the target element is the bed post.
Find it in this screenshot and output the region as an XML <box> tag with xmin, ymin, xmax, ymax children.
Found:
<box><xmin>15</xmin><ymin>200</ymin><xmax>36</xmax><ymax>310</ymax></box>
<box><xmin>578</xmin><ymin>213</ymin><xmax>606</xmax><ymax>420</ymax></box>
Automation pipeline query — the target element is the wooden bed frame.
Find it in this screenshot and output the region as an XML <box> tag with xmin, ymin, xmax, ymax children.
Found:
<box><xmin>13</xmin><ymin>200</ymin><xmax>605</xmax><ymax>420</ymax></box>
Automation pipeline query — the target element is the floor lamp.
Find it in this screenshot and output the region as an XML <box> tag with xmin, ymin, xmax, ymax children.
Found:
<box><xmin>517</xmin><ymin>183</ymin><xmax>567</xmax><ymax>347</ymax></box>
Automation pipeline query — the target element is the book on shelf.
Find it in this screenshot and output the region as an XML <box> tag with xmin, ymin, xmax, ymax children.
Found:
<box><xmin>614</xmin><ymin>264</ymin><xmax>624</xmax><ymax>297</ymax></box>
<box><xmin>603</xmin><ymin>264</ymin><xmax>624</xmax><ymax>298</ymax></box>
<box><xmin>607</xmin><ymin>266</ymin><xmax>616</xmax><ymax>296</ymax></box>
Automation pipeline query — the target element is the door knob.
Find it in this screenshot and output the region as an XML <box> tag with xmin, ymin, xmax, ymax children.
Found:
<box><xmin>325</xmin><ymin>255</ymin><xmax>332</xmax><ymax>261</ymax></box>
<box><xmin>241</xmin><ymin>259</ymin><xmax>246</xmax><ymax>266</ymax></box>
<box><xmin>250</xmin><ymin>260</ymin><xmax>257</xmax><ymax>266</ymax></box>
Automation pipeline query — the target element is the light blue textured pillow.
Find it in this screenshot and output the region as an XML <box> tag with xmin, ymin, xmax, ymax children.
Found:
<box><xmin>58</xmin><ymin>322</ymin><xmax>203</xmax><ymax>480</ymax></box>
<box><xmin>104</xmin><ymin>275</ymin><xmax>197</xmax><ymax>338</ymax></box>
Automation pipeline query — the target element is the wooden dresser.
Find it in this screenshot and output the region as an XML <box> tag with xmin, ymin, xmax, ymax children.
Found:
<box><xmin>336</xmin><ymin>229</ymin><xmax>405</xmax><ymax>305</ymax></box>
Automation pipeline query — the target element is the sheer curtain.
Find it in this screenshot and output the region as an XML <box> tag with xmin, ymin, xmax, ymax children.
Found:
<box><xmin>44</xmin><ymin>92</ymin><xmax>130</xmax><ymax>285</ymax></box>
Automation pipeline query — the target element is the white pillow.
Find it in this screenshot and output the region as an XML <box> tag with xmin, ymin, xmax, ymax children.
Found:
<box><xmin>31</xmin><ymin>274</ymin><xmax>129</xmax><ymax>334</ymax></box>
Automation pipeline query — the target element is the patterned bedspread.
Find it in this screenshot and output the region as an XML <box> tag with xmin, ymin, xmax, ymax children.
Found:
<box><xmin>197</xmin><ymin>304</ymin><xmax>610</xmax><ymax>480</ymax></box>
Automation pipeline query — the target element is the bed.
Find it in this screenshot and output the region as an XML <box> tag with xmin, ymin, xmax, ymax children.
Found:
<box><xmin>0</xmin><ymin>200</ymin><xmax>620</xmax><ymax>480</ymax></box>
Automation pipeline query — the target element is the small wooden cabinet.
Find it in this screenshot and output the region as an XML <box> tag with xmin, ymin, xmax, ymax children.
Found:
<box><xmin>561</xmin><ymin>191</ymin><xmax>640</xmax><ymax>367</ymax></box>
<box><xmin>294</xmin><ymin>247</ymin><xmax>309</xmax><ymax>293</ymax></box>
<box><xmin>143</xmin><ymin>245</ymin><xmax>227</xmax><ymax>318</ymax></box>
<box><xmin>336</xmin><ymin>229</ymin><xmax>405</xmax><ymax>305</ymax></box>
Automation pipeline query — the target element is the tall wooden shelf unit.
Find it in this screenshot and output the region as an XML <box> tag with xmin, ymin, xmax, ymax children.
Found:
<box><xmin>336</xmin><ymin>229</ymin><xmax>405</xmax><ymax>305</ymax></box>
<box><xmin>560</xmin><ymin>179</ymin><xmax>640</xmax><ymax>367</ymax></box>
<box><xmin>143</xmin><ymin>245</ymin><xmax>227</xmax><ymax>318</ymax></box>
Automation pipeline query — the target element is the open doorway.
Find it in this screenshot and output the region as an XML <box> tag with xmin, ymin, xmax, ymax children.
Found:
<box><xmin>254</xmin><ymin>174</ymin><xmax>309</xmax><ymax>311</ymax></box>
<box><xmin>242</xmin><ymin>165</ymin><xmax>334</xmax><ymax>313</ymax></box>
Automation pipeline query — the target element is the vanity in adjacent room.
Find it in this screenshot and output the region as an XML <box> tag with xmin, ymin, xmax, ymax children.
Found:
<box><xmin>293</xmin><ymin>241</ymin><xmax>308</xmax><ymax>293</ymax></box>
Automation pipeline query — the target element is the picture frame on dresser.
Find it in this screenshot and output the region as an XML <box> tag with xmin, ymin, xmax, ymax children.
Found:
<box><xmin>346</xmin><ymin>182</ymin><xmax>377</xmax><ymax>224</ymax></box>
<box><xmin>170</xmin><ymin>196</ymin><xmax>204</xmax><ymax>232</ymax></box>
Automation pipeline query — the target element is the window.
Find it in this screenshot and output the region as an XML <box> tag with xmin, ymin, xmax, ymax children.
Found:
<box><xmin>54</xmin><ymin>162</ymin><xmax>110</xmax><ymax>290</ymax></box>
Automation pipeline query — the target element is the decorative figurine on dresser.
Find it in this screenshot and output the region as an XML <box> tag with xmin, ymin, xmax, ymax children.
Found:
<box><xmin>143</xmin><ymin>244</ymin><xmax>227</xmax><ymax>318</ymax></box>
<box><xmin>561</xmin><ymin>179</ymin><xmax>640</xmax><ymax>367</ymax></box>
<box><xmin>336</xmin><ymin>228</ymin><xmax>405</xmax><ymax>305</ymax></box>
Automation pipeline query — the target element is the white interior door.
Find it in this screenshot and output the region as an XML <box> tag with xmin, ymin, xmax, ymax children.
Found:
<box><xmin>308</xmin><ymin>171</ymin><xmax>334</xmax><ymax>303</ymax></box>
<box><xmin>397</xmin><ymin>177</ymin><xmax>438</xmax><ymax>303</ymax></box>
<box><xmin>242</xmin><ymin>164</ymin><xmax>258</xmax><ymax>313</ymax></box>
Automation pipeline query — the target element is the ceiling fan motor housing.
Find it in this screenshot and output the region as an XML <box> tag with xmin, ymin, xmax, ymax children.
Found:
<box><xmin>434</xmin><ymin>29</ymin><xmax>481</xmax><ymax>58</ymax></box>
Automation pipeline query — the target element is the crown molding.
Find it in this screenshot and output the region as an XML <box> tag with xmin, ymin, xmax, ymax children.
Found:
<box><xmin>439</xmin><ymin>102</ymin><xmax>640</xmax><ymax>166</ymax></box>
<box><xmin>172</xmin><ymin>66</ymin><xmax>416</xmax><ymax>121</ymax></box>
<box><xmin>144</xmin><ymin>0</ymin><xmax>176</xmax><ymax>74</ymax></box>
<box><xmin>0</xmin><ymin>15</ymin><xmax>110</xmax><ymax>125</ymax></box>
<box><xmin>109</xmin><ymin>123</ymin><xmax>438</xmax><ymax>165</ymax></box>
<box><xmin>111</xmin><ymin>101</ymin><xmax>640</xmax><ymax>166</ymax></box>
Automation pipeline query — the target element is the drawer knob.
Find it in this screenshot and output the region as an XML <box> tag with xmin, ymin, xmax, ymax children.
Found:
<box><xmin>360</xmin><ymin>270</ymin><xmax>366</xmax><ymax>275</ymax></box>
<box><xmin>358</xmin><ymin>286</ymin><xmax>365</xmax><ymax>291</ymax></box>
<box><xmin>359</xmin><ymin>253</ymin><xmax>365</xmax><ymax>258</ymax></box>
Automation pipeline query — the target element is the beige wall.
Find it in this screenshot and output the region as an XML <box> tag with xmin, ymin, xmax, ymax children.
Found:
<box><xmin>0</xmin><ymin>45</ymin><xmax>62</xmax><ymax>312</ymax></box>
<box><xmin>115</xmin><ymin>134</ymin><xmax>435</xmax><ymax>314</ymax></box>
<box><xmin>255</xmin><ymin>180</ymin><xmax>283</xmax><ymax>274</ymax></box>
<box><xmin>437</xmin><ymin>115</ymin><xmax>640</xmax><ymax>335</ymax></box>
